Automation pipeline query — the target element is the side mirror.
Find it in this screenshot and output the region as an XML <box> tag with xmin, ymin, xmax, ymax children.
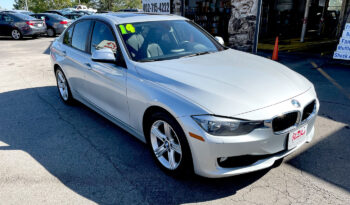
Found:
<box><xmin>92</xmin><ymin>48</ymin><xmax>116</xmax><ymax>63</ymax></box>
<box><xmin>215</xmin><ymin>36</ymin><xmax>225</xmax><ymax>46</ymax></box>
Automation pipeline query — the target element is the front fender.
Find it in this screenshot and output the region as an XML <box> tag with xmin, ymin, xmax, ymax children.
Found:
<box><xmin>126</xmin><ymin>66</ymin><xmax>209</xmax><ymax>139</ymax></box>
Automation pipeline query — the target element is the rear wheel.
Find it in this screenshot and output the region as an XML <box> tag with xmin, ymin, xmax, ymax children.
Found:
<box><xmin>11</xmin><ymin>29</ymin><xmax>22</xmax><ymax>40</ymax></box>
<box><xmin>145</xmin><ymin>111</ymin><xmax>193</xmax><ymax>176</ymax></box>
<box><xmin>47</xmin><ymin>28</ymin><xmax>56</xmax><ymax>37</ymax></box>
<box><xmin>55</xmin><ymin>68</ymin><xmax>74</xmax><ymax>104</ymax></box>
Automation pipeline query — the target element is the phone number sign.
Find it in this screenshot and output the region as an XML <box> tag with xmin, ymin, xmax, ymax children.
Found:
<box><xmin>143</xmin><ymin>0</ymin><xmax>170</xmax><ymax>14</ymax></box>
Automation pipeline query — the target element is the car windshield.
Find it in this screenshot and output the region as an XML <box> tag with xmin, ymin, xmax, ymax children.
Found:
<box><xmin>47</xmin><ymin>13</ymin><xmax>67</xmax><ymax>20</ymax></box>
<box><xmin>118</xmin><ymin>20</ymin><xmax>225</xmax><ymax>62</ymax></box>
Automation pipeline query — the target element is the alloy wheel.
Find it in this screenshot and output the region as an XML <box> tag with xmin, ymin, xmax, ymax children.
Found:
<box><xmin>150</xmin><ymin>120</ymin><xmax>182</xmax><ymax>170</ymax></box>
<box><xmin>56</xmin><ymin>70</ymin><xmax>69</xmax><ymax>101</ymax></box>
<box><xmin>11</xmin><ymin>30</ymin><xmax>21</xmax><ymax>40</ymax></box>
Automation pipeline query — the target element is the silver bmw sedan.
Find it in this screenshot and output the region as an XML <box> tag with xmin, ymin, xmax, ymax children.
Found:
<box><xmin>50</xmin><ymin>13</ymin><xmax>319</xmax><ymax>178</ymax></box>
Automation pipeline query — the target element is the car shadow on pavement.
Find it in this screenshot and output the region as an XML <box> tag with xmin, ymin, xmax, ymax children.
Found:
<box><xmin>286</xmin><ymin>113</ymin><xmax>350</xmax><ymax>192</ymax></box>
<box><xmin>43</xmin><ymin>41</ymin><xmax>53</xmax><ymax>55</ymax></box>
<box><xmin>282</xmin><ymin>58</ymin><xmax>350</xmax><ymax>192</ymax></box>
<box><xmin>0</xmin><ymin>86</ymin><xmax>271</xmax><ymax>204</ymax></box>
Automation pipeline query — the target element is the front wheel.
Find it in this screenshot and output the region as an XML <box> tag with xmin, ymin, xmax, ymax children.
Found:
<box><xmin>146</xmin><ymin>111</ymin><xmax>193</xmax><ymax>176</ymax></box>
<box><xmin>55</xmin><ymin>68</ymin><xmax>74</xmax><ymax>104</ymax></box>
<box><xmin>11</xmin><ymin>29</ymin><xmax>22</xmax><ymax>40</ymax></box>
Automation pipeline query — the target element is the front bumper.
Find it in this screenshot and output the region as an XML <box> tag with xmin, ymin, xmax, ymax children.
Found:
<box><xmin>178</xmin><ymin>88</ymin><xmax>319</xmax><ymax>178</ymax></box>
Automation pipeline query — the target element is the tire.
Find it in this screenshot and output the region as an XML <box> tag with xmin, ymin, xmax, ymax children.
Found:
<box><xmin>11</xmin><ymin>29</ymin><xmax>22</xmax><ymax>40</ymax></box>
<box><xmin>47</xmin><ymin>28</ymin><xmax>56</xmax><ymax>37</ymax></box>
<box><xmin>55</xmin><ymin>67</ymin><xmax>75</xmax><ymax>105</ymax></box>
<box><xmin>145</xmin><ymin>111</ymin><xmax>193</xmax><ymax>177</ymax></box>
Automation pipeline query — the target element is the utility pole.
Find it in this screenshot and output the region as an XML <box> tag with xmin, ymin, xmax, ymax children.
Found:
<box><xmin>253</xmin><ymin>0</ymin><xmax>263</xmax><ymax>53</ymax></box>
<box><xmin>318</xmin><ymin>0</ymin><xmax>329</xmax><ymax>36</ymax></box>
<box><xmin>25</xmin><ymin>0</ymin><xmax>28</xmax><ymax>11</ymax></box>
<box><xmin>300</xmin><ymin>0</ymin><xmax>311</xmax><ymax>42</ymax></box>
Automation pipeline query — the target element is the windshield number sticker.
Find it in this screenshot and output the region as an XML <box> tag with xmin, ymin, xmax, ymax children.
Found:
<box><xmin>119</xmin><ymin>24</ymin><xmax>135</xmax><ymax>35</ymax></box>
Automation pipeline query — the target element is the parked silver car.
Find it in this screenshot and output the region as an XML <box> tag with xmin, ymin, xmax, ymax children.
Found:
<box><xmin>50</xmin><ymin>13</ymin><xmax>319</xmax><ymax>178</ymax></box>
<box><xmin>31</xmin><ymin>13</ymin><xmax>71</xmax><ymax>37</ymax></box>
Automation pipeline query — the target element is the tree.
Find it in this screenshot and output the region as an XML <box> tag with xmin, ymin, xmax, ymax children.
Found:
<box><xmin>13</xmin><ymin>0</ymin><xmax>26</xmax><ymax>10</ymax></box>
<box><xmin>14</xmin><ymin>0</ymin><xmax>73</xmax><ymax>13</ymax></box>
<box><xmin>98</xmin><ymin>0</ymin><xmax>141</xmax><ymax>11</ymax></box>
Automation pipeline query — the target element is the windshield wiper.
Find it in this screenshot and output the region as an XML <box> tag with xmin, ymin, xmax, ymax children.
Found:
<box><xmin>138</xmin><ymin>59</ymin><xmax>156</xmax><ymax>62</ymax></box>
<box><xmin>180</xmin><ymin>51</ymin><xmax>213</xmax><ymax>59</ymax></box>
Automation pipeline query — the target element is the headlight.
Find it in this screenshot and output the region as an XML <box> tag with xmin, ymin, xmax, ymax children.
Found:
<box><xmin>191</xmin><ymin>115</ymin><xmax>263</xmax><ymax>136</ymax></box>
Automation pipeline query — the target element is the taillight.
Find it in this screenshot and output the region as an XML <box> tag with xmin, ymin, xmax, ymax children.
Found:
<box><xmin>60</xmin><ymin>21</ymin><xmax>68</xmax><ymax>25</ymax></box>
<box><xmin>26</xmin><ymin>21</ymin><xmax>34</xmax><ymax>26</ymax></box>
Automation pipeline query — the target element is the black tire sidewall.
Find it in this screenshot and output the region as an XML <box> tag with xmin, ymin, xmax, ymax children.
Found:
<box><xmin>145</xmin><ymin>111</ymin><xmax>193</xmax><ymax>176</ymax></box>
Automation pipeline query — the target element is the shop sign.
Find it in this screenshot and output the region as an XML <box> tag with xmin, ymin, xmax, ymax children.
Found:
<box><xmin>333</xmin><ymin>23</ymin><xmax>350</xmax><ymax>60</ymax></box>
<box><xmin>142</xmin><ymin>0</ymin><xmax>170</xmax><ymax>14</ymax></box>
<box><xmin>228</xmin><ymin>0</ymin><xmax>260</xmax><ymax>52</ymax></box>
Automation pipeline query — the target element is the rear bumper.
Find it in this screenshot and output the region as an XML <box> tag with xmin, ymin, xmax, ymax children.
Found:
<box><xmin>22</xmin><ymin>27</ymin><xmax>47</xmax><ymax>36</ymax></box>
<box><xmin>53</xmin><ymin>24</ymin><xmax>69</xmax><ymax>34</ymax></box>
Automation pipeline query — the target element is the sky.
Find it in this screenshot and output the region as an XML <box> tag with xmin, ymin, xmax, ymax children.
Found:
<box><xmin>1</xmin><ymin>0</ymin><xmax>15</xmax><ymax>10</ymax></box>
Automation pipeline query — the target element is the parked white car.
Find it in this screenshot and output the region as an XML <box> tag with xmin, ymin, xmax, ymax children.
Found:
<box><xmin>50</xmin><ymin>13</ymin><xmax>319</xmax><ymax>178</ymax></box>
<box><xmin>75</xmin><ymin>5</ymin><xmax>97</xmax><ymax>13</ymax></box>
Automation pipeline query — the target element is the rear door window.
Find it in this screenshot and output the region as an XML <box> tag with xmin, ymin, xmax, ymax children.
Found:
<box><xmin>91</xmin><ymin>21</ymin><xmax>117</xmax><ymax>54</ymax></box>
<box><xmin>3</xmin><ymin>15</ymin><xmax>14</xmax><ymax>22</ymax></box>
<box><xmin>71</xmin><ymin>20</ymin><xmax>92</xmax><ymax>52</ymax></box>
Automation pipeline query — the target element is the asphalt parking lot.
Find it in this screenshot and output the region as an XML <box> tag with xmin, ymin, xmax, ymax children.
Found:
<box><xmin>0</xmin><ymin>36</ymin><xmax>349</xmax><ymax>204</ymax></box>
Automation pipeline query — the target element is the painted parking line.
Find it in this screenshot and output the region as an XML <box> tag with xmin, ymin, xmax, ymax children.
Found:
<box><xmin>311</xmin><ymin>62</ymin><xmax>350</xmax><ymax>101</ymax></box>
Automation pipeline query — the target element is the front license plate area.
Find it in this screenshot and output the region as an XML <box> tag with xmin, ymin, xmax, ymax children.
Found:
<box><xmin>288</xmin><ymin>125</ymin><xmax>307</xmax><ymax>150</ymax></box>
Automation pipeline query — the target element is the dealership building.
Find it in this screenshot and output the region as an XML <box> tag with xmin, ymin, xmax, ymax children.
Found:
<box><xmin>143</xmin><ymin>0</ymin><xmax>350</xmax><ymax>57</ymax></box>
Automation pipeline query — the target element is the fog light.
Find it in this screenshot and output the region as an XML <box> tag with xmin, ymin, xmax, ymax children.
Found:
<box><xmin>219</xmin><ymin>157</ymin><xmax>228</xmax><ymax>162</ymax></box>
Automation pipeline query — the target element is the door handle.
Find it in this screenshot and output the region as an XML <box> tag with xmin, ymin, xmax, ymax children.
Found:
<box><xmin>85</xmin><ymin>63</ymin><xmax>92</xmax><ymax>70</ymax></box>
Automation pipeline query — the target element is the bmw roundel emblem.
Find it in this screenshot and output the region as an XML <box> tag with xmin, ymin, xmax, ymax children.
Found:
<box><xmin>291</xmin><ymin>99</ymin><xmax>301</xmax><ymax>108</ymax></box>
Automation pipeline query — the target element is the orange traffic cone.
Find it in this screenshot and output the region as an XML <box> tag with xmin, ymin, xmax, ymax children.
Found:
<box><xmin>272</xmin><ymin>36</ymin><xmax>279</xmax><ymax>61</ymax></box>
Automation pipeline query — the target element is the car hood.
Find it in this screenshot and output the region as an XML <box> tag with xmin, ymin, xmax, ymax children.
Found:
<box><xmin>135</xmin><ymin>49</ymin><xmax>312</xmax><ymax>117</ymax></box>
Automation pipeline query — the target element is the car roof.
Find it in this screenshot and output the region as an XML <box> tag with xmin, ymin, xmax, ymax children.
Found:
<box><xmin>35</xmin><ymin>13</ymin><xmax>59</xmax><ymax>16</ymax></box>
<box><xmin>80</xmin><ymin>12</ymin><xmax>187</xmax><ymax>24</ymax></box>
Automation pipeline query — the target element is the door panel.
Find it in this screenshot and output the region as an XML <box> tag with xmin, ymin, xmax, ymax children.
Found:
<box><xmin>61</xmin><ymin>20</ymin><xmax>92</xmax><ymax>96</ymax></box>
<box><xmin>84</xmin><ymin>62</ymin><xmax>128</xmax><ymax>123</ymax></box>
<box><xmin>83</xmin><ymin>21</ymin><xmax>129</xmax><ymax>124</ymax></box>
<box><xmin>0</xmin><ymin>15</ymin><xmax>13</xmax><ymax>35</ymax></box>
<box><xmin>64</xmin><ymin>47</ymin><xmax>91</xmax><ymax>95</ymax></box>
